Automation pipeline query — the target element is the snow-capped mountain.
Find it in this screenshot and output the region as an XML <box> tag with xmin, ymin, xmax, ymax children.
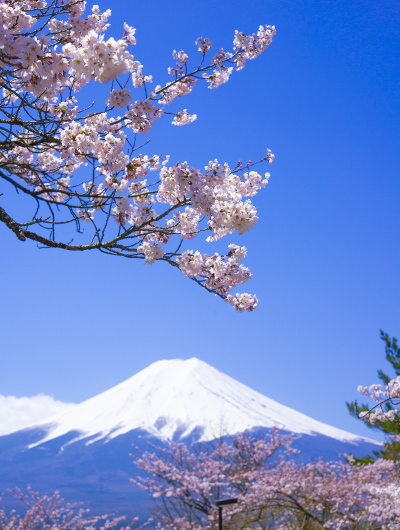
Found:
<box><xmin>27</xmin><ymin>357</ymin><xmax>374</xmax><ymax>448</ymax></box>
<box><xmin>0</xmin><ymin>358</ymin><xmax>381</xmax><ymax>517</ymax></box>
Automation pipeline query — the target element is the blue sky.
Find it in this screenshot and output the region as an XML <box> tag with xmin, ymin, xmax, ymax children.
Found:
<box><xmin>1</xmin><ymin>0</ymin><xmax>399</xmax><ymax>441</ymax></box>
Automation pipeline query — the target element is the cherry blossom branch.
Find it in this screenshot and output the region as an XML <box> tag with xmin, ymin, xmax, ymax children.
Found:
<box><xmin>0</xmin><ymin>0</ymin><xmax>277</xmax><ymax>310</ymax></box>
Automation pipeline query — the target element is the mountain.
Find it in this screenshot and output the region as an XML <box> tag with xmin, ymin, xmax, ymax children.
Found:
<box><xmin>24</xmin><ymin>357</ymin><xmax>377</xmax><ymax>446</ymax></box>
<box><xmin>0</xmin><ymin>358</ymin><xmax>380</xmax><ymax>517</ymax></box>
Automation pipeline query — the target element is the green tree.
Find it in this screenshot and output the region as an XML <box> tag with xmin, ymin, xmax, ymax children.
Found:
<box><xmin>347</xmin><ymin>330</ymin><xmax>400</xmax><ymax>462</ymax></box>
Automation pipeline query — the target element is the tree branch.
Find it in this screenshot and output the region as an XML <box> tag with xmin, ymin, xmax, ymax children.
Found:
<box><xmin>0</xmin><ymin>205</ymin><xmax>26</xmax><ymax>241</ymax></box>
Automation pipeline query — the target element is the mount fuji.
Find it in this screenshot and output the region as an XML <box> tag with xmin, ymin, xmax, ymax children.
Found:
<box><xmin>0</xmin><ymin>358</ymin><xmax>380</xmax><ymax>516</ymax></box>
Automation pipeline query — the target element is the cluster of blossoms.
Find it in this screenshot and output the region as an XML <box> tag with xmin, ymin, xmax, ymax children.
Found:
<box><xmin>177</xmin><ymin>245</ymin><xmax>255</xmax><ymax>310</ymax></box>
<box><xmin>201</xmin><ymin>24</ymin><xmax>276</xmax><ymax>88</ymax></box>
<box><xmin>131</xmin><ymin>60</ymin><xmax>153</xmax><ymax>88</ymax></box>
<box><xmin>0</xmin><ymin>0</ymin><xmax>276</xmax><ymax>311</ymax></box>
<box><xmin>60</xmin><ymin>113</ymin><xmax>128</xmax><ymax>176</ymax></box>
<box><xmin>172</xmin><ymin>109</ymin><xmax>197</xmax><ymax>126</ymax></box>
<box><xmin>155</xmin><ymin>76</ymin><xmax>196</xmax><ymax>105</ymax></box>
<box><xmin>125</xmin><ymin>99</ymin><xmax>163</xmax><ymax>134</ymax></box>
<box><xmin>172</xmin><ymin>49</ymin><xmax>189</xmax><ymax>64</ymax></box>
<box><xmin>233</xmin><ymin>25</ymin><xmax>276</xmax><ymax>69</ymax></box>
<box><xmin>158</xmin><ymin>160</ymin><xmax>270</xmax><ymax>241</ymax></box>
<box><xmin>358</xmin><ymin>377</ymin><xmax>400</xmax><ymax>424</ymax></box>
<box><xmin>225</xmin><ymin>292</ymin><xmax>258</xmax><ymax>312</ymax></box>
<box><xmin>168</xmin><ymin>207</ymin><xmax>200</xmax><ymax>239</ymax></box>
<box><xmin>62</xmin><ymin>29</ymin><xmax>136</xmax><ymax>87</ymax></box>
<box><xmin>132</xmin><ymin>430</ymin><xmax>400</xmax><ymax>530</ymax></box>
<box><xmin>106</xmin><ymin>88</ymin><xmax>132</xmax><ymax>108</ymax></box>
<box><xmin>195</xmin><ymin>37</ymin><xmax>213</xmax><ymax>53</ymax></box>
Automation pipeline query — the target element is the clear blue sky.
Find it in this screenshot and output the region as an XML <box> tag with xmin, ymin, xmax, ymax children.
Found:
<box><xmin>1</xmin><ymin>0</ymin><xmax>399</xmax><ymax>441</ymax></box>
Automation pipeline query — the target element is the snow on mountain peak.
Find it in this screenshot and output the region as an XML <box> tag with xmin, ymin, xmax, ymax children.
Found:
<box><xmin>28</xmin><ymin>358</ymin><xmax>375</xmax><ymax>448</ymax></box>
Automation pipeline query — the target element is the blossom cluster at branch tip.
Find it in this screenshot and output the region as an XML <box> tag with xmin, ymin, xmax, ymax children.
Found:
<box><xmin>195</xmin><ymin>37</ymin><xmax>212</xmax><ymax>53</ymax></box>
<box><xmin>357</xmin><ymin>376</ymin><xmax>400</xmax><ymax>425</ymax></box>
<box><xmin>172</xmin><ymin>110</ymin><xmax>197</xmax><ymax>126</ymax></box>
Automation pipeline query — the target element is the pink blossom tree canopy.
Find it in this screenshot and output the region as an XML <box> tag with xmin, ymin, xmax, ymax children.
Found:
<box><xmin>0</xmin><ymin>0</ymin><xmax>277</xmax><ymax>311</ymax></box>
<box><xmin>0</xmin><ymin>486</ymin><xmax>136</xmax><ymax>530</ymax></box>
<box><xmin>131</xmin><ymin>430</ymin><xmax>400</xmax><ymax>530</ymax></box>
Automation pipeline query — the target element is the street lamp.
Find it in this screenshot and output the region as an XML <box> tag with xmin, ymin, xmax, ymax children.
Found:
<box><xmin>215</xmin><ymin>498</ymin><xmax>238</xmax><ymax>530</ymax></box>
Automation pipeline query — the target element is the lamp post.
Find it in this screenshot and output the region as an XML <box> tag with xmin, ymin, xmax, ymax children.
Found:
<box><xmin>215</xmin><ymin>498</ymin><xmax>238</xmax><ymax>530</ymax></box>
